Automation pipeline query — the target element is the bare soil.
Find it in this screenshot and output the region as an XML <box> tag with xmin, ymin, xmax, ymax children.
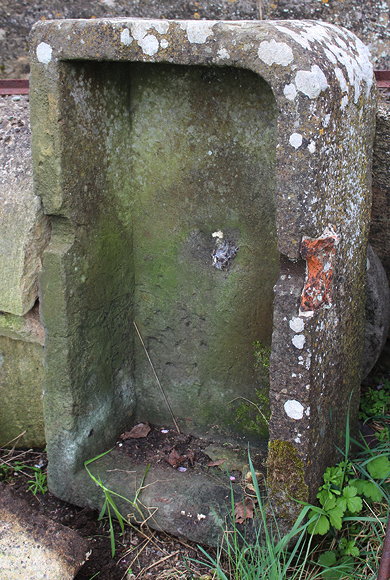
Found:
<box><xmin>0</xmin><ymin>445</ymin><xmax>216</xmax><ymax>579</ymax></box>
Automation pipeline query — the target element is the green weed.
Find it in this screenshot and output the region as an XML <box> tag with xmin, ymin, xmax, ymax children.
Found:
<box><xmin>84</xmin><ymin>449</ymin><xmax>151</xmax><ymax>557</ymax></box>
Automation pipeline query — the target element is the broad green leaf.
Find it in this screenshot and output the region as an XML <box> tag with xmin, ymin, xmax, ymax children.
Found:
<box><xmin>342</xmin><ymin>485</ymin><xmax>363</xmax><ymax>513</ymax></box>
<box><xmin>308</xmin><ymin>514</ymin><xmax>330</xmax><ymax>535</ymax></box>
<box><xmin>327</xmin><ymin>505</ymin><xmax>344</xmax><ymax>529</ymax></box>
<box><xmin>335</xmin><ymin>496</ymin><xmax>347</xmax><ymax>512</ymax></box>
<box><xmin>318</xmin><ymin>551</ymin><xmax>337</xmax><ymax>567</ymax></box>
<box><xmin>318</xmin><ymin>490</ymin><xmax>336</xmax><ymax>509</ymax></box>
<box><xmin>342</xmin><ymin>485</ymin><xmax>358</xmax><ymax>498</ymax></box>
<box><xmin>339</xmin><ymin>538</ymin><xmax>360</xmax><ymax>557</ymax></box>
<box><xmin>366</xmin><ymin>456</ymin><xmax>390</xmax><ymax>480</ymax></box>
<box><xmin>346</xmin><ymin>495</ymin><xmax>363</xmax><ymax>513</ymax></box>
<box><xmin>350</xmin><ymin>479</ymin><xmax>382</xmax><ymax>502</ymax></box>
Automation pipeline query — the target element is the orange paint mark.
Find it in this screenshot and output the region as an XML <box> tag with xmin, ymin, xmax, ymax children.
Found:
<box><xmin>300</xmin><ymin>228</ymin><xmax>338</xmax><ymax>313</ymax></box>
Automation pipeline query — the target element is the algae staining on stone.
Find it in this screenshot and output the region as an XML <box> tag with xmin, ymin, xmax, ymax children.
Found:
<box><xmin>232</xmin><ymin>340</ymin><xmax>271</xmax><ymax>438</ymax></box>
<box><xmin>253</xmin><ymin>340</ymin><xmax>271</xmax><ymax>372</ymax></box>
<box><xmin>257</xmin><ymin>39</ymin><xmax>294</xmax><ymax>66</ymax></box>
<box><xmin>267</xmin><ymin>439</ymin><xmax>309</xmax><ymax>514</ymax></box>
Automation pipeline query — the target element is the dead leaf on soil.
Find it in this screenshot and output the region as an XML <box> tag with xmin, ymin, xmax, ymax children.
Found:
<box><xmin>120</xmin><ymin>423</ymin><xmax>151</xmax><ymax>440</ymax></box>
<box><xmin>166</xmin><ymin>448</ymin><xmax>186</xmax><ymax>468</ymax></box>
<box><xmin>207</xmin><ymin>458</ymin><xmax>227</xmax><ymax>467</ymax></box>
<box><xmin>235</xmin><ymin>497</ymin><xmax>256</xmax><ymax>524</ymax></box>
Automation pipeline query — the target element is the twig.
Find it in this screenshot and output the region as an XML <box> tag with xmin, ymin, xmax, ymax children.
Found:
<box><xmin>257</xmin><ymin>0</ymin><xmax>263</xmax><ymax>19</ymax></box>
<box><xmin>0</xmin><ymin>431</ymin><xmax>26</xmax><ymax>451</ymax></box>
<box><xmin>133</xmin><ymin>321</ymin><xmax>181</xmax><ymax>434</ymax></box>
<box><xmin>135</xmin><ymin>550</ymin><xmax>180</xmax><ymax>579</ymax></box>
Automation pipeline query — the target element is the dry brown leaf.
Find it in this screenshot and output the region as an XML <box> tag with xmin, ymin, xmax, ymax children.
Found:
<box><xmin>234</xmin><ymin>497</ymin><xmax>255</xmax><ymax>524</ymax></box>
<box><xmin>166</xmin><ymin>448</ymin><xmax>186</xmax><ymax>468</ymax></box>
<box><xmin>207</xmin><ymin>458</ymin><xmax>227</xmax><ymax>467</ymax></box>
<box><xmin>120</xmin><ymin>423</ymin><xmax>151</xmax><ymax>440</ymax></box>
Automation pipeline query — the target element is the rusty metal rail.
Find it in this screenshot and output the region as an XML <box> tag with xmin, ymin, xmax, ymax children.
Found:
<box><xmin>0</xmin><ymin>79</ymin><xmax>29</xmax><ymax>95</ymax></box>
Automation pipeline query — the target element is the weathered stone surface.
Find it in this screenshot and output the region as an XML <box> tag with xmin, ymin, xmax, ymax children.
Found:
<box><xmin>0</xmin><ymin>302</ymin><xmax>45</xmax><ymax>345</ymax></box>
<box><xmin>0</xmin><ymin>95</ymin><xmax>50</xmax><ymax>316</ymax></box>
<box><xmin>371</xmin><ymin>100</ymin><xmax>390</xmax><ymax>278</ymax></box>
<box><xmin>30</xmin><ymin>17</ymin><xmax>376</xmax><ymax>537</ymax></box>
<box><xmin>0</xmin><ymin>484</ymin><xmax>89</xmax><ymax>579</ymax></box>
<box><xmin>0</xmin><ymin>0</ymin><xmax>388</xmax><ymax>78</ymax></box>
<box><xmin>363</xmin><ymin>245</ymin><xmax>390</xmax><ymax>377</ymax></box>
<box><xmin>0</xmin><ymin>333</ymin><xmax>45</xmax><ymax>448</ymax></box>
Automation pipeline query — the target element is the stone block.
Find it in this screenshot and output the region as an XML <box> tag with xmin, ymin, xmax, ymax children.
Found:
<box><xmin>0</xmin><ymin>0</ymin><xmax>387</xmax><ymax>77</ymax></box>
<box><xmin>0</xmin><ymin>484</ymin><xmax>89</xmax><ymax>579</ymax></box>
<box><xmin>30</xmin><ymin>18</ymin><xmax>376</xmax><ymax>538</ymax></box>
<box><xmin>0</xmin><ymin>95</ymin><xmax>50</xmax><ymax>316</ymax></box>
<box><xmin>0</xmin><ymin>308</ymin><xmax>45</xmax><ymax>447</ymax></box>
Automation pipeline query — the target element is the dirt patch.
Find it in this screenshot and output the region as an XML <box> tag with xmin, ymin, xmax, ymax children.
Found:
<box><xmin>0</xmin><ymin>423</ymin><xmax>268</xmax><ymax>579</ymax></box>
<box><xmin>0</xmin><ymin>446</ymin><xmax>217</xmax><ymax>579</ymax></box>
<box><xmin>115</xmin><ymin>423</ymin><xmax>265</xmax><ymax>478</ymax></box>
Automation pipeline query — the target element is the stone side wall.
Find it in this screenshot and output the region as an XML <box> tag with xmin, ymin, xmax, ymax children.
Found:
<box><xmin>0</xmin><ymin>0</ymin><xmax>388</xmax><ymax>77</ymax></box>
<box><xmin>0</xmin><ymin>95</ymin><xmax>389</xmax><ymax>448</ymax></box>
<box><xmin>0</xmin><ymin>95</ymin><xmax>48</xmax><ymax>447</ymax></box>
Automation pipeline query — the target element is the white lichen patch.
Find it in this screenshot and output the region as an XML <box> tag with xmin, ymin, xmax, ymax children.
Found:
<box><xmin>36</xmin><ymin>42</ymin><xmax>52</xmax><ymax>64</ymax></box>
<box><xmin>120</xmin><ymin>28</ymin><xmax>132</xmax><ymax>46</ymax></box>
<box><xmin>217</xmin><ymin>48</ymin><xmax>230</xmax><ymax>60</ymax></box>
<box><xmin>292</xmin><ymin>334</ymin><xmax>306</xmax><ymax>349</ymax></box>
<box><xmin>295</xmin><ymin>65</ymin><xmax>328</xmax><ymax>99</ymax></box>
<box><xmin>289</xmin><ymin>133</ymin><xmax>303</xmax><ymax>149</ymax></box>
<box><xmin>160</xmin><ymin>38</ymin><xmax>169</xmax><ymax>49</ymax></box>
<box><xmin>284</xmin><ymin>400</ymin><xmax>305</xmax><ymax>420</ymax></box>
<box><xmin>283</xmin><ymin>83</ymin><xmax>297</xmax><ymax>101</ymax></box>
<box><xmin>307</xmin><ymin>141</ymin><xmax>316</xmax><ymax>154</ymax></box>
<box><xmin>179</xmin><ymin>21</ymin><xmax>215</xmax><ymax>44</ymax></box>
<box><xmin>334</xmin><ymin>67</ymin><xmax>348</xmax><ymax>92</ymax></box>
<box><xmin>150</xmin><ymin>20</ymin><xmax>169</xmax><ymax>35</ymax></box>
<box><xmin>257</xmin><ymin>39</ymin><xmax>294</xmax><ymax>66</ymax></box>
<box><xmin>138</xmin><ymin>34</ymin><xmax>159</xmax><ymax>56</ymax></box>
<box><xmin>289</xmin><ymin>317</ymin><xmax>305</xmax><ymax>333</ymax></box>
<box><xmin>341</xmin><ymin>95</ymin><xmax>349</xmax><ymax>110</ymax></box>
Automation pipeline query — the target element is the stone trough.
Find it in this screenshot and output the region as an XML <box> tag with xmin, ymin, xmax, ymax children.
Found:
<box><xmin>30</xmin><ymin>18</ymin><xmax>376</xmax><ymax>544</ymax></box>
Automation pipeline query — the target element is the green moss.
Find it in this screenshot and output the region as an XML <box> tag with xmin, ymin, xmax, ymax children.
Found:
<box><xmin>267</xmin><ymin>439</ymin><xmax>309</xmax><ymax>523</ymax></box>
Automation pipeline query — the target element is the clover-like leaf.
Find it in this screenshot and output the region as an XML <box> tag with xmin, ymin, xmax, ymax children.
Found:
<box><xmin>339</xmin><ymin>538</ymin><xmax>360</xmax><ymax>557</ymax></box>
<box><xmin>349</xmin><ymin>478</ymin><xmax>382</xmax><ymax>502</ymax></box>
<box><xmin>366</xmin><ymin>456</ymin><xmax>390</xmax><ymax>480</ymax></box>
<box><xmin>342</xmin><ymin>485</ymin><xmax>363</xmax><ymax>513</ymax></box>
<box><xmin>318</xmin><ymin>551</ymin><xmax>337</xmax><ymax>567</ymax></box>
<box><xmin>317</xmin><ymin>489</ymin><xmax>336</xmax><ymax>510</ymax></box>
<box><xmin>327</xmin><ymin>505</ymin><xmax>344</xmax><ymax>530</ymax></box>
<box><xmin>308</xmin><ymin>513</ymin><xmax>330</xmax><ymax>535</ymax></box>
